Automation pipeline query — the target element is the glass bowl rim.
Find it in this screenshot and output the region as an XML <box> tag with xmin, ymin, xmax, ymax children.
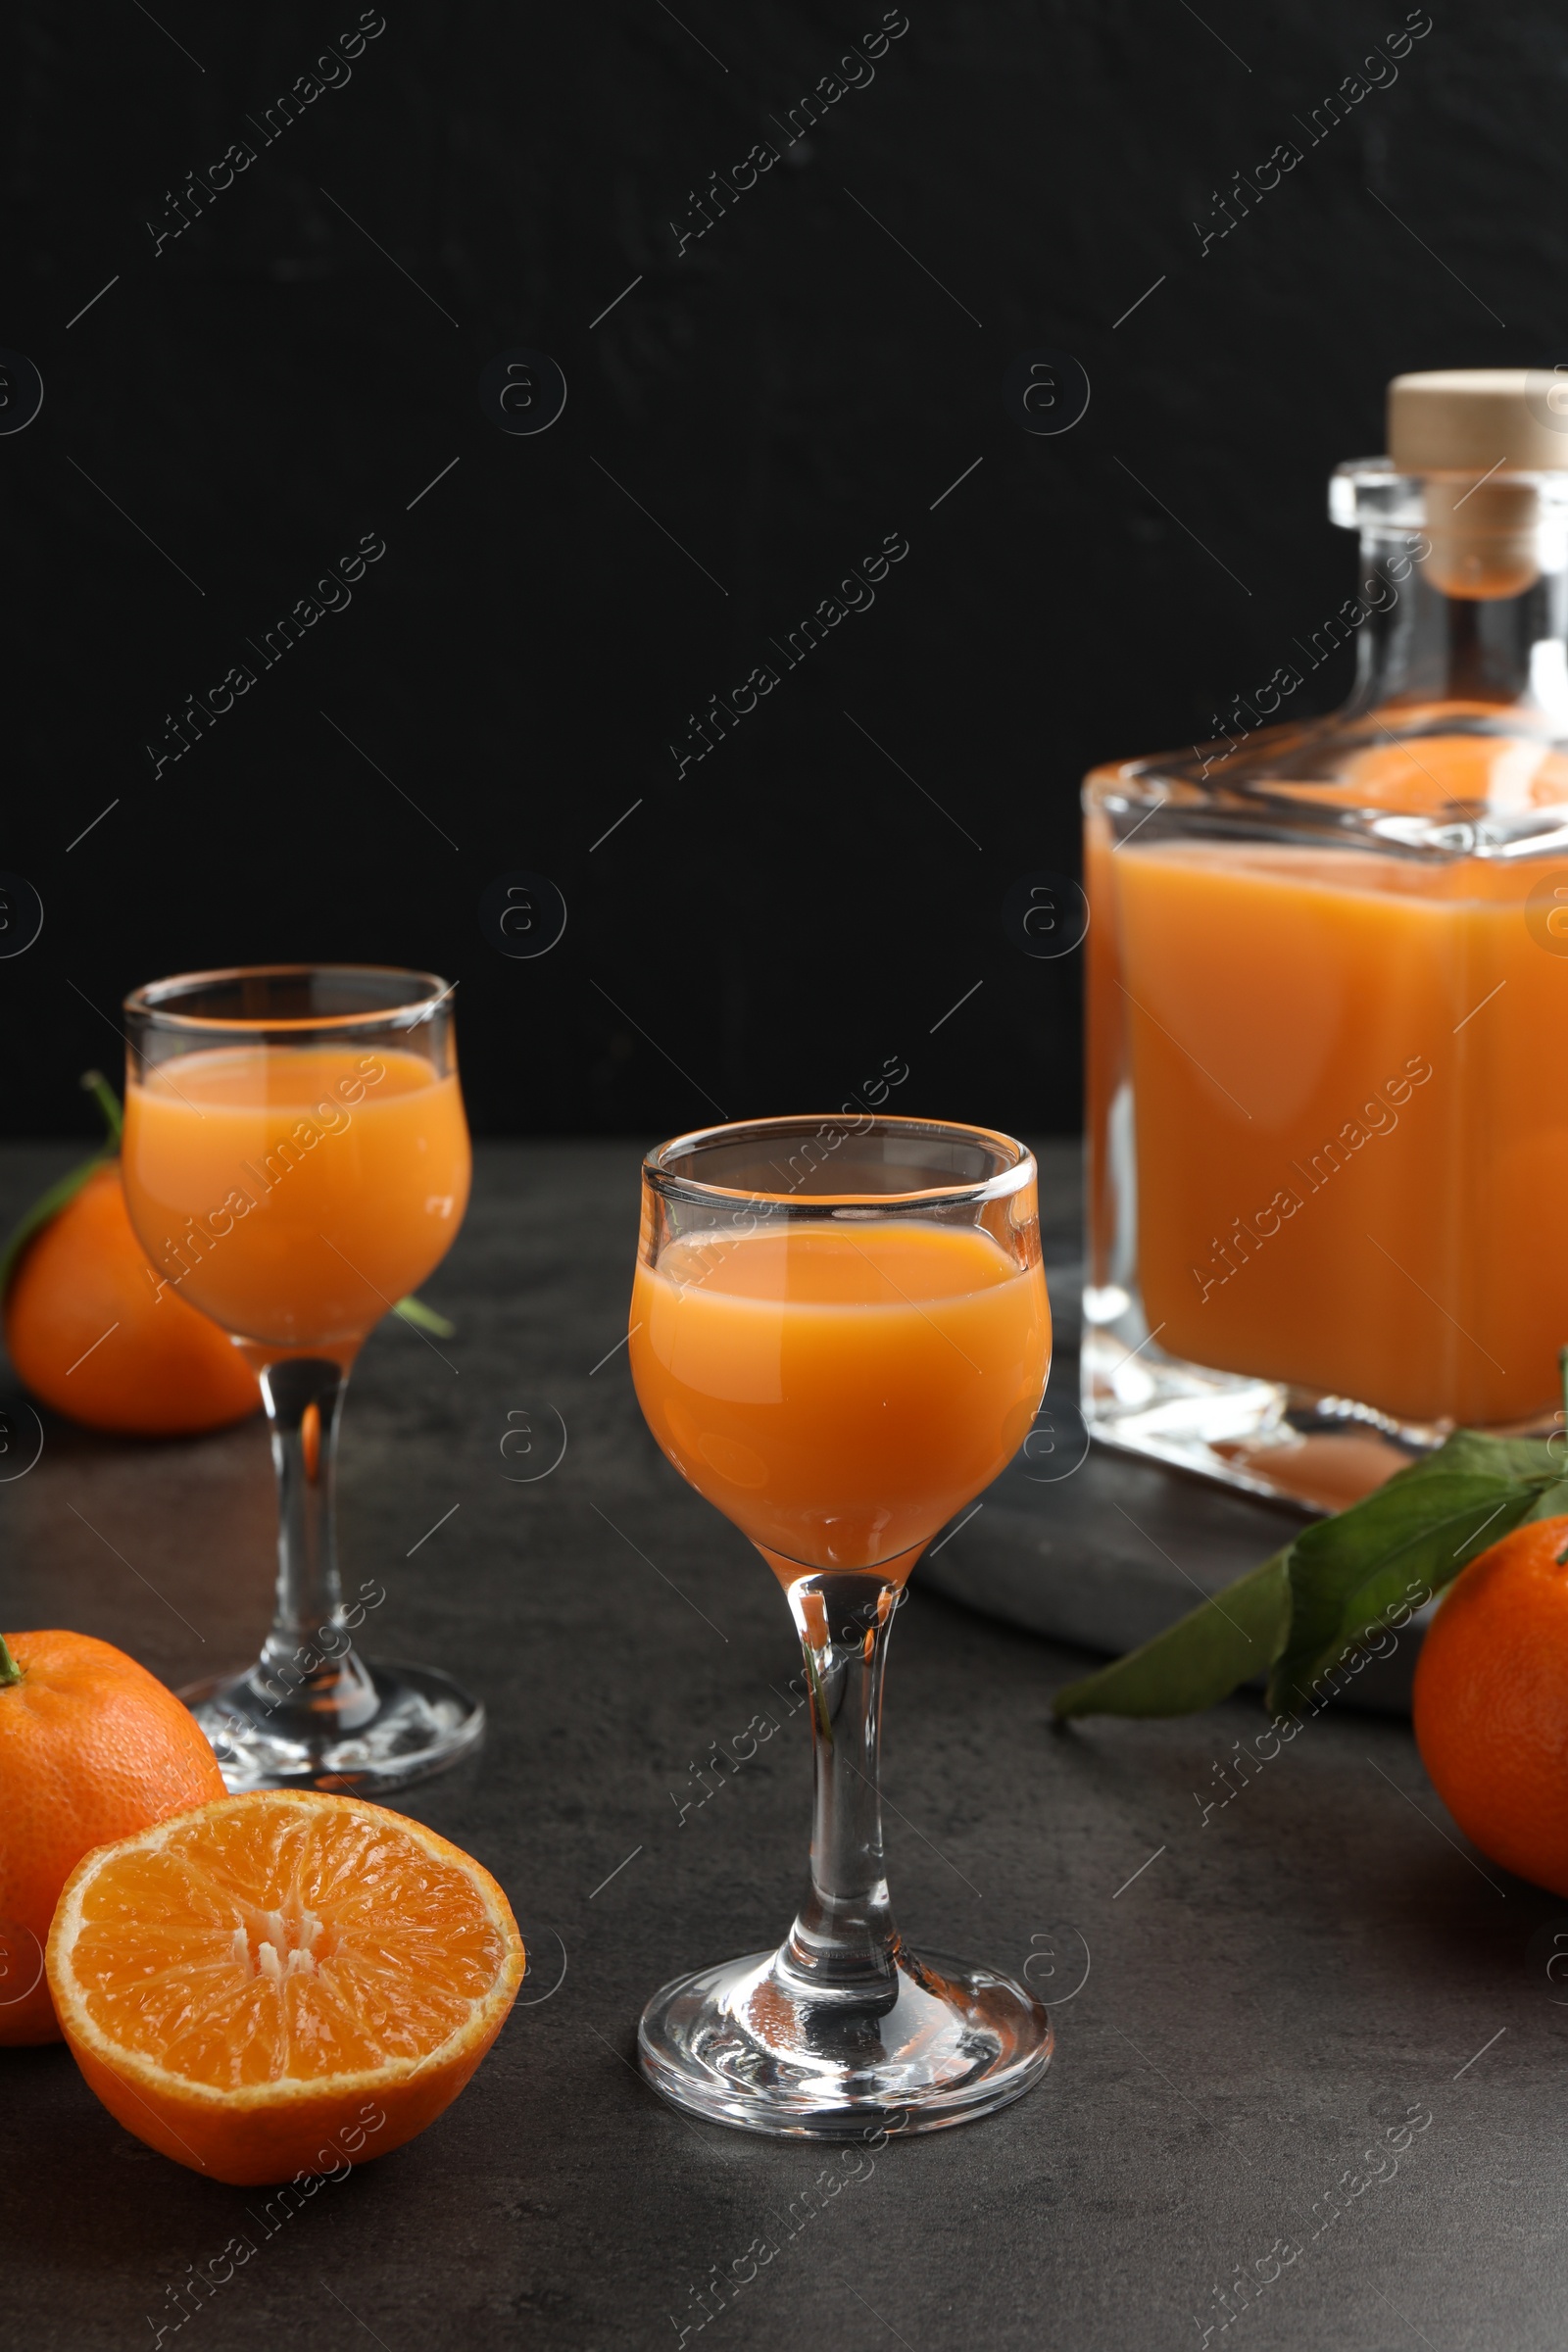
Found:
<box><xmin>643</xmin><ymin>1112</ymin><xmax>1036</xmax><ymax>1210</ymax></box>
<box><xmin>122</xmin><ymin>963</ymin><xmax>454</xmax><ymax>1036</ymax></box>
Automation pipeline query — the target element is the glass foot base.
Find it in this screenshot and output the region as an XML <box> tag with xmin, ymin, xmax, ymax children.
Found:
<box><xmin>180</xmin><ymin>1659</ymin><xmax>485</xmax><ymax>1795</ymax></box>
<box><xmin>638</xmin><ymin>1943</ymin><xmax>1052</xmax><ymax>2138</ymax></box>
<box><xmin>1079</xmin><ymin>1316</ymin><xmax>1563</xmax><ymax>1514</ymax></box>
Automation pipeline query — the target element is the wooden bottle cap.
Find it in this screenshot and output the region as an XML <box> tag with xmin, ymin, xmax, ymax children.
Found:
<box><xmin>1389</xmin><ymin>368</ymin><xmax>1568</xmax><ymax>475</ymax></box>
<box><xmin>1387</xmin><ymin>369</ymin><xmax>1568</xmax><ymax>598</ymax></box>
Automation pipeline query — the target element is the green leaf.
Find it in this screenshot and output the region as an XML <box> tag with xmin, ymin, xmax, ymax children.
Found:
<box><xmin>1524</xmin><ymin>1478</ymin><xmax>1568</xmax><ymax>1524</ymax></box>
<box><xmin>0</xmin><ymin>1069</ymin><xmax>125</xmax><ymax>1301</ymax></box>
<box><xmin>1265</xmin><ymin>1470</ymin><xmax>1541</xmax><ymax>1717</ymax></box>
<box><xmin>79</xmin><ymin>1068</ymin><xmax>122</xmax><ymax>1150</ymax></box>
<box><xmin>1052</xmin><ymin>1425</ymin><xmax>1568</xmax><ymax>1726</ymax></box>
<box><xmin>0</xmin><ymin>1153</ymin><xmax>107</xmax><ymax>1299</ymax></box>
<box><xmin>393</xmin><ymin>1294</ymin><xmax>457</xmax><ymax>1340</ymax></box>
<box><xmin>1052</xmin><ymin>1549</ymin><xmax>1293</xmax><ymax>1721</ymax></box>
<box><xmin>1386</xmin><ymin>1428</ymin><xmax>1557</xmax><ymax>1486</ymax></box>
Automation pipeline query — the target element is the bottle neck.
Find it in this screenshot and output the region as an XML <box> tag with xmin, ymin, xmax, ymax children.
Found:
<box><xmin>1345</xmin><ymin>518</ymin><xmax>1568</xmax><ymax>733</ymax></box>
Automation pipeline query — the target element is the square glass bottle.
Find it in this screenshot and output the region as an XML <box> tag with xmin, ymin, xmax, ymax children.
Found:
<box><xmin>1083</xmin><ymin>370</ymin><xmax>1568</xmax><ymax>1510</ymax></box>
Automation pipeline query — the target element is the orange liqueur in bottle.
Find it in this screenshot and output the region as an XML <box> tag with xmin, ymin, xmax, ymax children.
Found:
<box><xmin>1084</xmin><ymin>370</ymin><xmax>1568</xmax><ymax>1509</ymax></box>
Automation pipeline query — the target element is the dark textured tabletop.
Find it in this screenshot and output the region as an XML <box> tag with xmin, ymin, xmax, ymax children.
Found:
<box><xmin>2</xmin><ymin>1140</ymin><xmax>1562</xmax><ymax>2352</ymax></box>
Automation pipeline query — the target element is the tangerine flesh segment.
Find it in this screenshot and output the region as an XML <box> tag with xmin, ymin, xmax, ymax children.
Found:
<box><xmin>66</xmin><ymin>1796</ymin><xmax>512</xmax><ymax>2089</ymax></box>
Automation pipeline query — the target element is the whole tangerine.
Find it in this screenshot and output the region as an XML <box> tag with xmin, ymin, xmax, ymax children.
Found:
<box><xmin>1413</xmin><ymin>1514</ymin><xmax>1568</xmax><ymax>1897</ymax></box>
<box><xmin>0</xmin><ymin>1629</ymin><xmax>227</xmax><ymax>2044</ymax></box>
<box><xmin>3</xmin><ymin>1159</ymin><xmax>260</xmax><ymax>1437</ymax></box>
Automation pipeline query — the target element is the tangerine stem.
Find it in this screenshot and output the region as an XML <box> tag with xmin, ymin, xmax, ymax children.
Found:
<box><xmin>0</xmin><ymin>1633</ymin><xmax>23</xmax><ymax>1688</ymax></box>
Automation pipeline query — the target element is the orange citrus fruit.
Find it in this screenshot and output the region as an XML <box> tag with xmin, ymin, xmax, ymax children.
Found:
<box><xmin>0</xmin><ymin>1628</ymin><xmax>226</xmax><ymax>2045</ymax></box>
<box><xmin>4</xmin><ymin>1159</ymin><xmax>261</xmax><ymax>1436</ymax></box>
<box><xmin>1413</xmin><ymin>1513</ymin><xmax>1568</xmax><ymax>1896</ymax></box>
<box><xmin>46</xmin><ymin>1790</ymin><xmax>525</xmax><ymax>2184</ymax></box>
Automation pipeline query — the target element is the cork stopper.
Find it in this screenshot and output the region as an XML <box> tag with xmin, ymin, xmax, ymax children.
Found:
<box><xmin>1388</xmin><ymin>368</ymin><xmax>1568</xmax><ymax>599</ymax></box>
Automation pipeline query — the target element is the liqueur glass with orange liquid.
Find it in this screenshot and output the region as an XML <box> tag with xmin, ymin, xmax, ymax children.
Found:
<box><xmin>628</xmin><ymin>1114</ymin><xmax>1053</xmax><ymax>2136</ymax></box>
<box><xmin>121</xmin><ymin>965</ymin><xmax>482</xmax><ymax>1792</ymax></box>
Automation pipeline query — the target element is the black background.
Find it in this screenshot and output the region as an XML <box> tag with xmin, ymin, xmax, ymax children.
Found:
<box><xmin>2</xmin><ymin>0</ymin><xmax>1553</xmax><ymax>1138</ymax></box>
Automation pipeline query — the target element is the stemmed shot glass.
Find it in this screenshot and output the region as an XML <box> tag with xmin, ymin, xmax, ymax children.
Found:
<box><xmin>628</xmin><ymin>1114</ymin><xmax>1054</xmax><ymax>2135</ymax></box>
<box><xmin>121</xmin><ymin>965</ymin><xmax>483</xmax><ymax>1792</ymax></box>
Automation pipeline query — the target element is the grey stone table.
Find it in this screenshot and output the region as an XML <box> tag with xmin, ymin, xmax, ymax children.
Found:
<box><xmin>1</xmin><ymin>1141</ymin><xmax>1562</xmax><ymax>2352</ymax></box>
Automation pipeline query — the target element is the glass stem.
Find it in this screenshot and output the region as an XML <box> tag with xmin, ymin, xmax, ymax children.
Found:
<box><xmin>255</xmin><ymin>1355</ymin><xmax>376</xmax><ymax>1732</ymax></box>
<box><xmin>781</xmin><ymin>1572</ymin><xmax>902</xmax><ymax>1996</ymax></box>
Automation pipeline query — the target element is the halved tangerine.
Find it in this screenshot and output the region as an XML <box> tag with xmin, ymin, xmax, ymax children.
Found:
<box><xmin>46</xmin><ymin>1789</ymin><xmax>524</xmax><ymax>2184</ymax></box>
